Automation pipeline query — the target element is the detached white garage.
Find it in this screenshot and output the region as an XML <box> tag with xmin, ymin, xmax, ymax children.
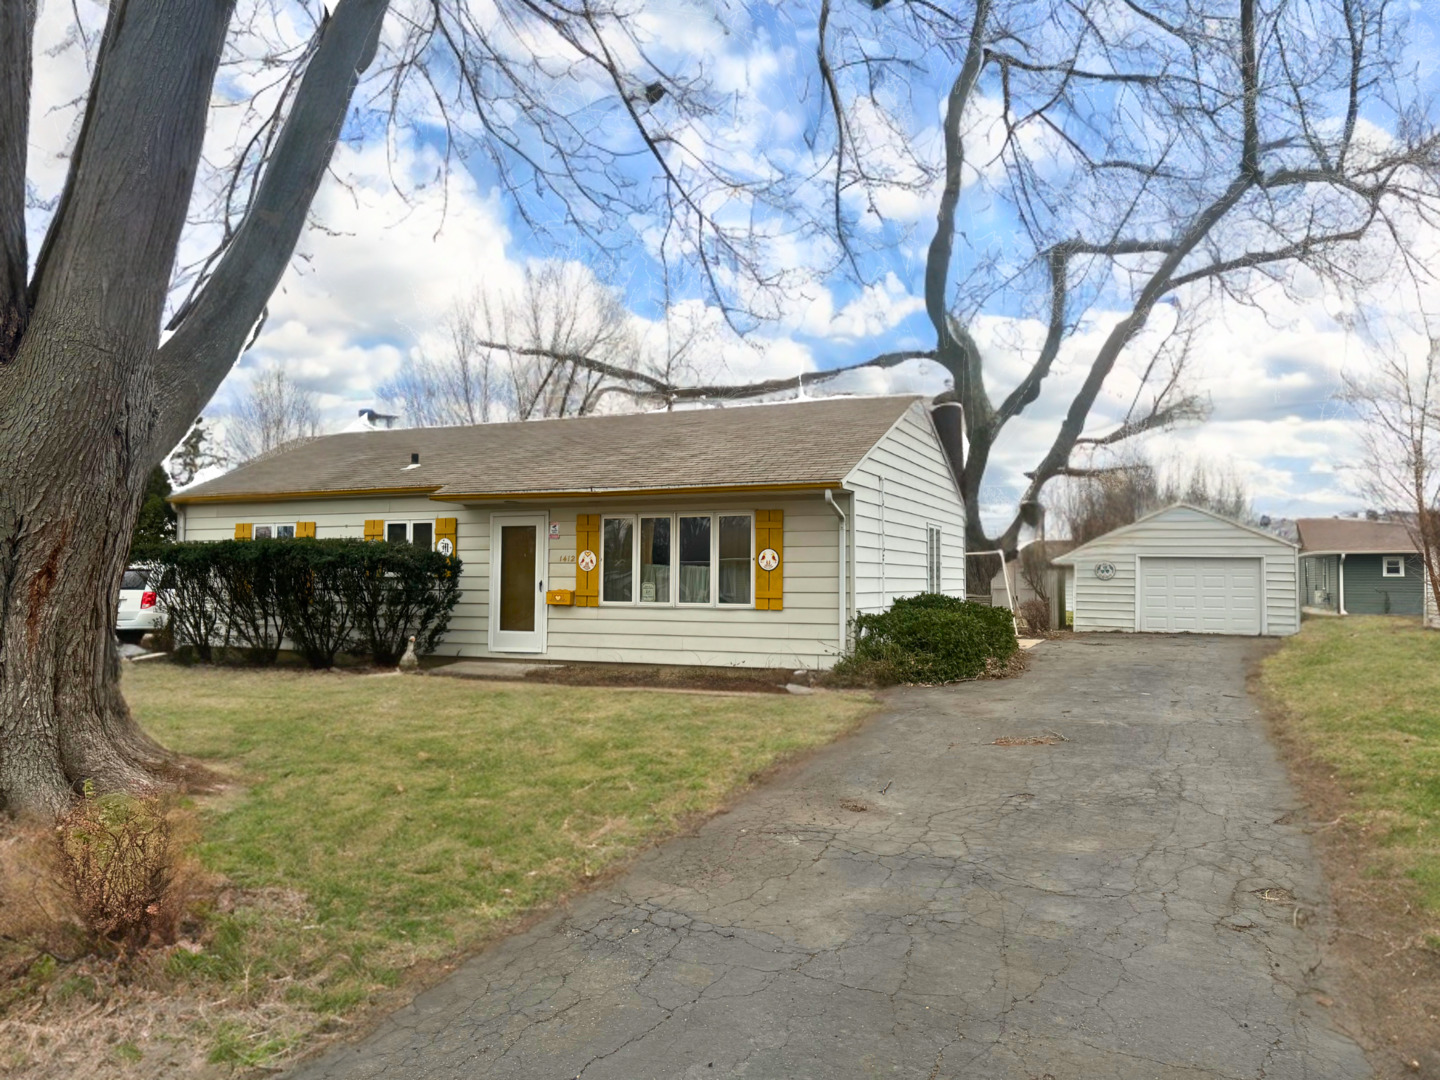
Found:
<box><xmin>1052</xmin><ymin>504</ymin><xmax>1299</xmax><ymax>636</ymax></box>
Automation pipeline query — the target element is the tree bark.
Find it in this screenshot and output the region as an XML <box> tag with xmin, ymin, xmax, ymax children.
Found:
<box><xmin>0</xmin><ymin>0</ymin><xmax>387</xmax><ymax>816</ymax></box>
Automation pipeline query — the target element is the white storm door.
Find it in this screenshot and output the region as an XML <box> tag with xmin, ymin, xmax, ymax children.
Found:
<box><xmin>489</xmin><ymin>513</ymin><xmax>548</xmax><ymax>653</ymax></box>
<box><xmin>1139</xmin><ymin>557</ymin><xmax>1262</xmax><ymax>635</ymax></box>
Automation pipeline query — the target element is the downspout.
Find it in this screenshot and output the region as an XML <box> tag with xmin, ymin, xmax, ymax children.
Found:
<box><xmin>825</xmin><ymin>490</ymin><xmax>848</xmax><ymax>657</ymax></box>
<box><xmin>1339</xmin><ymin>553</ymin><xmax>1347</xmax><ymax>615</ymax></box>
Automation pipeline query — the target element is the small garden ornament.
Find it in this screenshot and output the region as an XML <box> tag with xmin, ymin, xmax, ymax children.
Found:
<box><xmin>398</xmin><ymin>635</ymin><xmax>419</xmax><ymax>673</ymax></box>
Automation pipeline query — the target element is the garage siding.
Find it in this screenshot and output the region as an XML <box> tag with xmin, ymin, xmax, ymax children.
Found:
<box><xmin>1060</xmin><ymin>506</ymin><xmax>1298</xmax><ymax>636</ymax></box>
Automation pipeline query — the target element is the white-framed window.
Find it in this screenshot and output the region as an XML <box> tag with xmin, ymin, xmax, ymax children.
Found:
<box><xmin>1383</xmin><ymin>555</ymin><xmax>1405</xmax><ymax>577</ymax></box>
<box><xmin>252</xmin><ymin>523</ymin><xmax>296</xmax><ymax>540</ymax></box>
<box><xmin>386</xmin><ymin>520</ymin><xmax>434</xmax><ymax>548</ymax></box>
<box><xmin>926</xmin><ymin>524</ymin><xmax>942</xmax><ymax>593</ymax></box>
<box><xmin>600</xmin><ymin>512</ymin><xmax>753</xmax><ymax>607</ymax></box>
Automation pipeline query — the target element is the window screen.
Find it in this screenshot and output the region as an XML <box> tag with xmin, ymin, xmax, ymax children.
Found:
<box><xmin>275</xmin><ymin>524</ymin><xmax>296</xmax><ymax>540</ymax></box>
<box><xmin>411</xmin><ymin>521</ymin><xmax>433</xmax><ymax>549</ymax></box>
<box><xmin>253</xmin><ymin>524</ymin><xmax>274</xmax><ymax>540</ymax></box>
<box><xmin>603</xmin><ymin>517</ymin><xmax>634</xmax><ymax>602</ymax></box>
<box><xmin>640</xmin><ymin>517</ymin><xmax>671</xmax><ymax>603</ymax></box>
<box><xmin>718</xmin><ymin>515</ymin><xmax>752</xmax><ymax>605</ymax></box>
<box><xmin>679</xmin><ymin>516</ymin><xmax>711</xmax><ymax>604</ymax></box>
<box><xmin>386</xmin><ymin>522</ymin><xmax>408</xmax><ymax>544</ymax></box>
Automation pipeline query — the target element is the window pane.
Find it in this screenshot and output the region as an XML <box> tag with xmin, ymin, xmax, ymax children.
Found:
<box><xmin>253</xmin><ymin>524</ymin><xmax>273</xmax><ymax>540</ymax></box>
<box><xmin>718</xmin><ymin>515</ymin><xmax>751</xmax><ymax>605</ymax></box>
<box><xmin>603</xmin><ymin>518</ymin><xmax>633</xmax><ymax>602</ymax></box>
<box><xmin>679</xmin><ymin>516</ymin><xmax>711</xmax><ymax>604</ymax></box>
<box><xmin>640</xmin><ymin>517</ymin><xmax>671</xmax><ymax>603</ymax></box>
<box><xmin>386</xmin><ymin>522</ymin><xmax>408</xmax><ymax>543</ymax></box>
<box><xmin>121</xmin><ymin>569</ymin><xmax>148</xmax><ymax>591</ymax></box>
<box><xmin>499</xmin><ymin>525</ymin><xmax>537</xmax><ymax>632</ymax></box>
<box><xmin>412</xmin><ymin>522</ymin><xmax>433</xmax><ymax>549</ymax></box>
<box><xmin>276</xmin><ymin>524</ymin><xmax>296</xmax><ymax>540</ymax></box>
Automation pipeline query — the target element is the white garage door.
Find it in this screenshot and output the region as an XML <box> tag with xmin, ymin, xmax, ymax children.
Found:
<box><xmin>1139</xmin><ymin>557</ymin><xmax>1262</xmax><ymax>635</ymax></box>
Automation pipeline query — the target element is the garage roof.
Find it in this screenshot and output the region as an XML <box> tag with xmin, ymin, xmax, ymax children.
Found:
<box><xmin>172</xmin><ymin>395</ymin><xmax>922</xmax><ymax>504</ymax></box>
<box><xmin>1051</xmin><ymin>503</ymin><xmax>1297</xmax><ymax>564</ymax></box>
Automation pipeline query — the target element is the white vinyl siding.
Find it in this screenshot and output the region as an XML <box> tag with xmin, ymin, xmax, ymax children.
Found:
<box><xmin>177</xmin><ymin>493</ymin><xmax>842</xmax><ymax>668</ymax></box>
<box><xmin>1058</xmin><ymin>505</ymin><xmax>1298</xmax><ymax>636</ymax></box>
<box><xmin>847</xmin><ymin>402</ymin><xmax>966</xmax><ymax>614</ymax></box>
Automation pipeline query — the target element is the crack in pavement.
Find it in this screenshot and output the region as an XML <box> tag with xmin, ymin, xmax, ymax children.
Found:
<box><xmin>285</xmin><ymin>637</ymin><xmax>1372</xmax><ymax>1080</ymax></box>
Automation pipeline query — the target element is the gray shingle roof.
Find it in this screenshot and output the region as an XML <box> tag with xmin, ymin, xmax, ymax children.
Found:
<box><xmin>1295</xmin><ymin>518</ymin><xmax>1417</xmax><ymax>554</ymax></box>
<box><xmin>174</xmin><ymin>395</ymin><xmax>922</xmax><ymax>503</ymax></box>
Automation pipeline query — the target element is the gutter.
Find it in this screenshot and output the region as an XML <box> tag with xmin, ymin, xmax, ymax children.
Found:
<box><xmin>824</xmin><ymin>490</ymin><xmax>848</xmax><ymax>656</ymax></box>
<box><xmin>1339</xmin><ymin>553</ymin><xmax>1347</xmax><ymax>615</ymax></box>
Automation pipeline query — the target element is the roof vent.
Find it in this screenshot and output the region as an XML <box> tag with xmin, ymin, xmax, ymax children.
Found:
<box><xmin>403</xmin><ymin>451</ymin><xmax>422</xmax><ymax>471</ymax></box>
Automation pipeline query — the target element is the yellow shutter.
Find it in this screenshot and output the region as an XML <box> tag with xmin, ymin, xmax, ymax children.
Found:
<box><xmin>234</xmin><ymin>523</ymin><xmax>253</xmax><ymax>541</ymax></box>
<box><xmin>296</xmin><ymin>521</ymin><xmax>316</xmax><ymax>538</ymax></box>
<box><xmin>363</xmin><ymin>519</ymin><xmax>385</xmax><ymax>542</ymax></box>
<box><xmin>435</xmin><ymin>517</ymin><xmax>458</xmax><ymax>555</ymax></box>
<box><xmin>755</xmin><ymin>509</ymin><xmax>784</xmax><ymax>610</ymax></box>
<box><xmin>576</xmin><ymin>513</ymin><xmax>599</xmax><ymax>607</ymax></box>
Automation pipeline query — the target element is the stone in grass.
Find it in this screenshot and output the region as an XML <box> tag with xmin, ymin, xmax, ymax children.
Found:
<box><xmin>398</xmin><ymin>635</ymin><xmax>420</xmax><ymax>673</ymax></box>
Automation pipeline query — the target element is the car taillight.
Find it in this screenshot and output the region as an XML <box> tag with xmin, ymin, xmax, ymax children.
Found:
<box><xmin>140</xmin><ymin>591</ymin><xmax>157</xmax><ymax>609</ymax></box>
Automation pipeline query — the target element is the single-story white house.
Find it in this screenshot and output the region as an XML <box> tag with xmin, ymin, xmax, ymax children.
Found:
<box><xmin>1051</xmin><ymin>504</ymin><xmax>1299</xmax><ymax>636</ymax></box>
<box><xmin>171</xmin><ymin>395</ymin><xmax>967</xmax><ymax>669</ymax></box>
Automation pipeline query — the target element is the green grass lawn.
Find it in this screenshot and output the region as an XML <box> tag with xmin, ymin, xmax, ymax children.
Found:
<box><xmin>1261</xmin><ymin>616</ymin><xmax>1440</xmax><ymax>912</ymax></box>
<box><xmin>86</xmin><ymin>666</ymin><xmax>870</xmax><ymax>1070</ymax></box>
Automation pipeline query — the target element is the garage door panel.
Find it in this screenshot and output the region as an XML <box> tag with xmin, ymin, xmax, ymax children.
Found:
<box><xmin>1140</xmin><ymin>557</ymin><xmax>1262</xmax><ymax>635</ymax></box>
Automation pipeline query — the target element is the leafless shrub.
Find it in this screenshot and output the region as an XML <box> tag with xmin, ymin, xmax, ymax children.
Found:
<box><xmin>1018</xmin><ymin>597</ymin><xmax>1051</xmax><ymax>635</ymax></box>
<box><xmin>50</xmin><ymin>792</ymin><xmax>209</xmax><ymax>957</ymax></box>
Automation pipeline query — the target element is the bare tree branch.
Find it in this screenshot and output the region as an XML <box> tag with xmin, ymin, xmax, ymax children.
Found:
<box><xmin>152</xmin><ymin>0</ymin><xmax>390</xmax><ymax>458</ymax></box>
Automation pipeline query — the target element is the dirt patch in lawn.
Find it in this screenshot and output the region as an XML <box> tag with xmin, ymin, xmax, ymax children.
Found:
<box><xmin>1254</xmin><ymin>650</ymin><xmax>1440</xmax><ymax>1078</ymax></box>
<box><xmin>523</xmin><ymin>662</ymin><xmax>797</xmax><ymax>694</ymax></box>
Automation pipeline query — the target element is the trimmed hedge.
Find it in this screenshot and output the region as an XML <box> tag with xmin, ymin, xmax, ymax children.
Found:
<box><xmin>833</xmin><ymin>593</ymin><xmax>1017</xmax><ymax>685</ymax></box>
<box><xmin>150</xmin><ymin>539</ymin><xmax>462</xmax><ymax>668</ymax></box>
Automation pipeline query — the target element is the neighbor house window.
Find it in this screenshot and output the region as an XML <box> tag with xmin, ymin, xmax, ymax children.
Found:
<box><xmin>602</xmin><ymin>517</ymin><xmax>634</xmax><ymax>602</ymax></box>
<box><xmin>926</xmin><ymin>525</ymin><xmax>942</xmax><ymax>592</ymax></box>
<box><xmin>253</xmin><ymin>524</ymin><xmax>296</xmax><ymax>540</ymax></box>
<box><xmin>601</xmin><ymin>512</ymin><xmax>754</xmax><ymax>608</ymax></box>
<box><xmin>1383</xmin><ymin>555</ymin><xmax>1405</xmax><ymax>577</ymax></box>
<box><xmin>385</xmin><ymin>521</ymin><xmax>434</xmax><ymax>548</ymax></box>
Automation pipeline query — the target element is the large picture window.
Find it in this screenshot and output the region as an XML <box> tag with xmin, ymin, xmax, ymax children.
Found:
<box><xmin>601</xmin><ymin>512</ymin><xmax>754</xmax><ymax>607</ymax></box>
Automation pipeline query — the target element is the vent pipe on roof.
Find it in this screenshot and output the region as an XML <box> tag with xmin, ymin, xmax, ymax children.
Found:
<box><xmin>411</xmin><ymin>452</ymin><xmax>420</xmax><ymax>464</ymax></box>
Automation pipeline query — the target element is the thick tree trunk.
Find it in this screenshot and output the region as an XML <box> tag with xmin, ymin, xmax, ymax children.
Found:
<box><xmin>0</xmin><ymin>314</ymin><xmax>177</xmax><ymax>816</ymax></box>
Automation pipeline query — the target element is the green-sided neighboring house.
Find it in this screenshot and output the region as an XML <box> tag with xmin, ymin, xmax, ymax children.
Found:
<box><xmin>1296</xmin><ymin>518</ymin><xmax>1423</xmax><ymax>616</ymax></box>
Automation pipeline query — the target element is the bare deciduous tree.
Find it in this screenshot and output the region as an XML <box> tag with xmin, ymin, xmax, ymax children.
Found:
<box><xmin>0</xmin><ymin>1</ymin><xmax>797</xmax><ymax>815</ymax></box>
<box><xmin>509</xmin><ymin>0</ymin><xmax>1440</xmax><ymax>559</ymax></box>
<box><xmin>1343</xmin><ymin>339</ymin><xmax>1440</xmax><ymax>623</ymax></box>
<box><xmin>226</xmin><ymin>368</ymin><xmax>322</xmax><ymax>462</ymax></box>
<box><xmin>1055</xmin><ymin>452</ymin><xmax>1252</xmax><ymax>545</ymax></box>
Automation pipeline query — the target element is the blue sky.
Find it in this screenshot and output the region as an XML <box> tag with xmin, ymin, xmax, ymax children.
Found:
<box><xmin>26</xmin><ymin>0</ymin><xmax>1440</xmax><ymax>531</ymax></box>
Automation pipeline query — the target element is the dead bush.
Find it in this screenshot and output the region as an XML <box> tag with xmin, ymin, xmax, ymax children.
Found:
<box><xmin>51</xmin><ymin>790</ymin><xmax>209</xmax><ymax>956</ymax></box>
<box><xmin>1018</xmin><ymin>597</ymin><xmax>1051</xmax><ymax>635</ymax></box>
<box><xmin>0</xmin><ymin>826</ymin><xmax>87</xmax><ymax>964</ymax></box>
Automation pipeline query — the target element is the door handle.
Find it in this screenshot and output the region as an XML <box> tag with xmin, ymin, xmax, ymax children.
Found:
<box><xmin>537</xmin><ymin>580</ymin><xmax>544</xmax><ymax>592</ymax></box>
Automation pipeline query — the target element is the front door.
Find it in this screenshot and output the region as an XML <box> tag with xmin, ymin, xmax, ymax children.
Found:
<box><xmin>489</xmin><ymin>513</ymin><xmax>547</xmax><ymax>653</ymax></box>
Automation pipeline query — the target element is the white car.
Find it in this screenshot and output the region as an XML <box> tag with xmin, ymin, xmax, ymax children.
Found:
<box><xmin>116</xmin><ymin>565</ymin><xmax>164</xmax><ymax>643</ymax></box>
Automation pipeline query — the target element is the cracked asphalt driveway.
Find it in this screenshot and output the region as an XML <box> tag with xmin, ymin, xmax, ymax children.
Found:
<box><xmin>288</xmin><ymin>636</ymin><xmax>1370</xmax><ymax>1079</ymax></box>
